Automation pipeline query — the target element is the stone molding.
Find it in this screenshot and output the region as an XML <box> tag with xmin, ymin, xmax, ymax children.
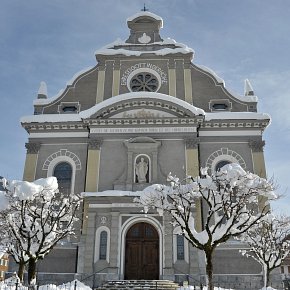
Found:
<box><xmin>25</xmin><ymin>142</ymin><xmax>41</xmax><ymax>154</ymax></box>
<box><xmin>88</xmin><ymin>139</ymin><xmax>103</xmax><ymax>150</ymax></box>
<box><xmin>248</xmin><ymin>140</ymin><xmax>265</xmax><ymax>152</ymax></box>
<box><xmin>185</xmin><ymin>138</ymin><xmax>199</xmax><ymax>149</ymax></box>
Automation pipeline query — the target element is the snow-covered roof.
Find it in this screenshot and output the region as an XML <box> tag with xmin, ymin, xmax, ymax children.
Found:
<box><xmin>20</xmin><ymin>114</ymin><xmax>82</xmax><ymax>124</ymax></box>
<box><xmin>126</xmin><ymin>11</ymin><xmax>163</xmax><ymax>27</ymax></box>
<box><xmin>22</xmin><ymin>92</ymin><xmax>271</xmax><ymax>124</ymax></box>
<box><xmin>95</xmin><ymin>38</ymin><xmax>193</xmax><ymax>57</ymax></box>
<box><xmin>205</xmin><ymin>112</ymin><xmax>271</xmax><ymax>121</ymax></box>
<box><xmin>79</xmin><ymin>92</ymin><xmax>205</xmax><ymax>119</ymax></box>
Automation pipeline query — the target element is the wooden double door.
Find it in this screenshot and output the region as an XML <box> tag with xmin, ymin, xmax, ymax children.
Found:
<box><xmin>125</xmin><ymin>222</ymin><xmax>159</xmax><ymax>280</ymax></box>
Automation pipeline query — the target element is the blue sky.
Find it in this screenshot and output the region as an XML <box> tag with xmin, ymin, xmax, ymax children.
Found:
<box><xmin>0</xmin><ymin>0</ymin><xmax>290</xmax><ymax>212</ymax></box>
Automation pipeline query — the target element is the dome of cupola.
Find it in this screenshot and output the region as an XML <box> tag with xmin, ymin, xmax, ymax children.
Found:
<box><xmin>125</xmin><ymin>11</ymin><xmax>163</xmax><ymax>44</ymax></box>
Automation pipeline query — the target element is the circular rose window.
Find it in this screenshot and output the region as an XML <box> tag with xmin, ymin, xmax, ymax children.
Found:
<box><xmin>130</xmin><ymin>72</ymin><xmax>159</xmax><ymax>92</ymax></box>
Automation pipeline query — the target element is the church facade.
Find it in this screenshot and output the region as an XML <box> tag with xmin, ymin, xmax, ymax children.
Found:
<box><xmin>21</xmin><ymin>11</ymin><xmax>271</xmax><ymax>285</ymax></box>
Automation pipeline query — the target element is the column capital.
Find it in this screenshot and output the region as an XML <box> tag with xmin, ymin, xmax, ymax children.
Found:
<box><xmin>248</xmin><ymin>140</ymin><xmax>265</xmax><ymax>152</ymax></box>
<box><xmin>88</xmin><ymin>139</ymin><xmax>103</xmax><ymax>150</ymax></box>
<box><xmin>25</xmin><ymin>142</ymin><xmax>41</xmax><ymax>154</ymax></box>
<box><xmin>185</xmin><ymin>138</ymin><xmax>199</xmax><ymax>149</ymax></box>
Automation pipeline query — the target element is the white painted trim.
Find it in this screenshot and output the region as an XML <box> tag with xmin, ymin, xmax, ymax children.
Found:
<box><xmin>90</xmin><ymin>127</ymin><xmax>196</xmax><ymax>134</ymax></box>
<box><xmin>47</xmin><ymin>156</ymin><xmax>76</xmax><ymax>194</ymax></box>
<box><xmin>94</xmin><ymin>226</ymin><xmax>110</xmax><ymax>263</ymax></box>
<box><xmin>199</xmin><ymin>130</ymin><xmax>261</xmax><ymax>137</ymax></box>
<box><xmin>119</xmin><ymin>216</ymin><xmax>164</xmax><ymax>279</ymax></box>
<box><xmin>29</xmin><ymin>132</ymin><xmax>89</xmax><ymax>138</ymax></box>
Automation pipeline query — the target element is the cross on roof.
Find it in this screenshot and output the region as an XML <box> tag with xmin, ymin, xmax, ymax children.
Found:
<box><xmin>141</xmin><ymin>4</ymin><xmax>148</xmax><ymax>11</ymax></box>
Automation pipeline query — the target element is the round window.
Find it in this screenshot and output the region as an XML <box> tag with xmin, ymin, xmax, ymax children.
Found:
<box><xmin>130</xmin><ymin>72</ymin><xmax>159</xmax><ymax>92</ymax></box>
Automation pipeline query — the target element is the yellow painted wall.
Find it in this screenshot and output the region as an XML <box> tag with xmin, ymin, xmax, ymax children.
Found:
<box><xmin>23</xmin><ymin>153</ymin><xmax>38</xmax><ymax>181</ymax></box>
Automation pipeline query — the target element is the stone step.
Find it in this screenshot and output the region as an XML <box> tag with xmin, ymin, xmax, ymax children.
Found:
<box><xmin>97</xmin><ymin>280</ymin><xmax>179</xmax><ymax>290</ymax></box>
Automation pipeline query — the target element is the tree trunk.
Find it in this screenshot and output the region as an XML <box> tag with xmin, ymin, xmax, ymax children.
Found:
<box><xmin>205</xmin><ymin>250</ymin><xmax>214</xmax><ymax>290</ymax></box>
<box><xmin>27</xmin><ymin>258</ymin><xmax>37</xmax><ymax>285</ymax></box>
<box><xmin>17</xmin><ymin>260</ymin><xmax>25</xmax><ymax>282</ymax></box>
<box><xmin>263</xmin><ymin>265</ymin><xmax>270</xmax><ymax>288</ymax></box>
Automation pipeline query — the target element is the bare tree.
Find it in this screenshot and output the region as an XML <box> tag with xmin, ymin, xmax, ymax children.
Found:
<box><xmin>239</xmin><ymin>215</ymin><xmax>290</xmax><ymax>288</ymax></box>
<box><xmin>0</xmin><ymin>177</ymin><xmax>81</xmax><ymax>284</ymax></box>
<box><xmin>136</xmin><ymin>163</ymin><xmax>277</xmax><ymax>290</ymax></box>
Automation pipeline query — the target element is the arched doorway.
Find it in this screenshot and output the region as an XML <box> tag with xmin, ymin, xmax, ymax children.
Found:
<box><xmin>125</xmin><ymin>222</ymin><xmax>159</xmax><ymax>280</ymax></box>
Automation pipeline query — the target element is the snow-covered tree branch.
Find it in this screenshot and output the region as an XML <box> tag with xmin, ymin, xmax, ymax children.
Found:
<box><xmin>0</xmin><ymin>177</ymin><xmax>81</xmax><ymax>285</ymax></box>
<box><xmin>136</xmin><ymin>163</ymin><xmax>277</xmax><ymax>290</ymax></box>
<box><xmin>239</xmin><ymin>215</ymin><xmax>290</xmax><ymax>288</ymax></box>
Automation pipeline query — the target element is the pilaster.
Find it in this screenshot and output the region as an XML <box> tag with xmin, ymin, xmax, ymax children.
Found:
<box><xmin>185</xmin><ymin>138</ymin><xmax>202</xmax><ymax>232</ymax></box>
<box><xmin>85</xmin><ymin>139</ymin><xmax>102</xmax><ymax>192</ymax></box>
<box><xmin>249</xmin><ymin>140</ymin><xmax>267</xmax><ymax>211</ymax></box>
<box><xmin>23</xmin><ymin>142</ymin><xmax>41</xmax><ymax>181</ymax></box>
<box><xmin>163</xmin><ymin>213</ymin><xmax>174</xmax><ymax>279</ymax></box>
<box><xmin>249</xmin><ymin>140</ymin><xmax>266</xmax><ymax>178</ymax></box>
<box><xmin>96</xmin><ymin>66</ymin><xmax>106</xmax><ymax>104</ymax></box>
<box><xmin>109</xmin><ymin>212</ymin><xmax>120</xmax><ymax>268</ymax></box>
<box><xmin>184</xmin><ymin>63</ymin><xmax>193</xmax><ymax>104</ymax></box>
<box><xmin>83</xmin><ymin>212</ymin><xmax>96</xmax><ymax>273</ymax></box>
<box><xmin>168</xmin><ymin>60</ymin><xmax>176</xmax><ymax>97</ymax></box>
<box><xmin>112</xmin><ymin>61</ymin><xmax>120</xmax><ymax>97</ymax></box>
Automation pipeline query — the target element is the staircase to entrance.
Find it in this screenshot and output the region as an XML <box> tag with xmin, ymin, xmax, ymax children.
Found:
<box><xmin>97</xmin><ymin>280</ymin><xmax>179</xmax><ymax>290</ymax></box>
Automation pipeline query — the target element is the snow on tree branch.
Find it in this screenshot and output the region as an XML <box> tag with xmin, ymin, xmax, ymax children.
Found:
<box><xmin>135</xmin><ymin>163</ymin><xmax>277</xmax><ymax>290</ymax></box>
<box><xmin>0</xmin><ymin>177</ymin><xmax>81</xmax><ymax>284</ymax></box>
<box><xmin>239</xmin><ymin>215</ymin><xmax>290</xmax><ymax>288</ymax></box>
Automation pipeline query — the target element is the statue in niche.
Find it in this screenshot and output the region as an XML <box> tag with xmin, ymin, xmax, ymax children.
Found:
<box><xmin>135</xmin><ymin>157</ymin><xmax>149</xmax><ymax>183</ymax></box>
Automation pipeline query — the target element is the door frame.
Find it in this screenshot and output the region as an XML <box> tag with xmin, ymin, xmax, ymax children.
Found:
<box><xmin>120</xmin><ymin>216</ymin><xmax>164</xmax><ymax>279</ymax></box>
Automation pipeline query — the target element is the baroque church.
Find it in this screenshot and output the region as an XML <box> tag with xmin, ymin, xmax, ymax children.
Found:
<box><xmin>20</xmin><ymin>10</ymin><xmax>270</xmax><ymax>285</ymax></box>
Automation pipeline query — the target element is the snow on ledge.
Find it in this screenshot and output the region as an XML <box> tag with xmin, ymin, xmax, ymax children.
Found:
<box><xmin>95</xmin><ymin>39</ymin><xmax>193</xmax><ymax>57</ymax></box>
<box><xmin>126</xmin><ymin>11</ymin><xmax>163</xmax><ymax>27</ymax></box>
<box><xmin>205</xmin><ymin>112</ymin><xmax>271</xmax><ymax>121</ymax></box>
<box><xmin>79</xmin><ymin>92</ymin><xmax>205</xmax><ymax>119</ymax></box>
<box><xmin>21</xmin><ymin>114</ymin><xmax>82</xmax><ymax>123</ymax></box>
<box><xmin>82</xmin><ymin>190</ymin><xmax>142</xmax><ymax>197</ymax></box>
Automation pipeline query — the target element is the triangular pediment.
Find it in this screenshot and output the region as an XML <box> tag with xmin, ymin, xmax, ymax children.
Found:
<box><xmin>79</xmin><ymin>92</ymin><xmax>205</xmax><ymax>120</ymax></box>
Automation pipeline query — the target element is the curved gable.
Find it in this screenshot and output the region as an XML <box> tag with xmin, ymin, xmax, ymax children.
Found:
<box><xmin>79</xmin><ymin>92</ymin><xmax>205</xmax><ymax>120</ymax></box>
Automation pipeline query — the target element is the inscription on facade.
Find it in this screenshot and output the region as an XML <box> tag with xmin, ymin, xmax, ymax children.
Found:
<box><xmin>91</xmin><ymin>127</ymin><xmax>196</xmax><ymax>134</ymax></box>
<box><xmin>121</xmin><ymin>63</ymin><xmax>168</xmax><ymax>85</ymax></box>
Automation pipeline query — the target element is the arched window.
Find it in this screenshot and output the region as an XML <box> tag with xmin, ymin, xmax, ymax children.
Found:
<box><xmin>99</xmin><ymin>231</ymin><xmax>108</xmax><ymax>260</ymax></box>
<box><xmin>176</xmin><ymin>235</ymin><xmax>185</xmax><ymax>260</ymax></box>
<box><xmin>215</xmin><ymin>160</ymin><xmax>231</xmax><ymax>172</ymax></box>
<box><xmin>53</xmin><ymin>162</ymin><xmax>72</xmax><ymax>194</ymax></box>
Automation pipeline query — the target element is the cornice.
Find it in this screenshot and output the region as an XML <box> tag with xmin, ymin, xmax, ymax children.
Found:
<box><xmin>201</xmin><ymin>120</ymin><xmax>269</xmax><ymax>130</ymax></box>
<box><xmin>22</xmin><ymin>123</ymin><xmax>87</xmax><ymax>132</ymax></box>
<box><xmin>84</xmin><ymin>117</ymin><xmax>202</xmax><ymax>126</ymax></box>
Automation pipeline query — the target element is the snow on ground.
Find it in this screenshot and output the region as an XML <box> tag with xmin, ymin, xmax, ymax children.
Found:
<box><xmin>0</xmin><ymin>280</ymin><xmax>91</xmax><ymax>290</ymax></box>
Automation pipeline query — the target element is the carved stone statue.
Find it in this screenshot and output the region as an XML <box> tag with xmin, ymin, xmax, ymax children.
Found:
<box><xmin>135</xmin><ymin>157</ymin><xmax>148</xmax><ymax>183</ymax></box>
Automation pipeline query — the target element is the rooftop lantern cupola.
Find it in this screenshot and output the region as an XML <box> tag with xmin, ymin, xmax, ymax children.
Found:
<box><xmin>125</xmin><ymin>10</ymin><xmax>163</xmax><ymax>44</ymax></box>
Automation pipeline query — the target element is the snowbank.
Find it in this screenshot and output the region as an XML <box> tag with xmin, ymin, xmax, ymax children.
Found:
<box><xmin>0</xmin><ymin>280</ymin><xmax>91</xmax><ymax>290</ymax></box>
